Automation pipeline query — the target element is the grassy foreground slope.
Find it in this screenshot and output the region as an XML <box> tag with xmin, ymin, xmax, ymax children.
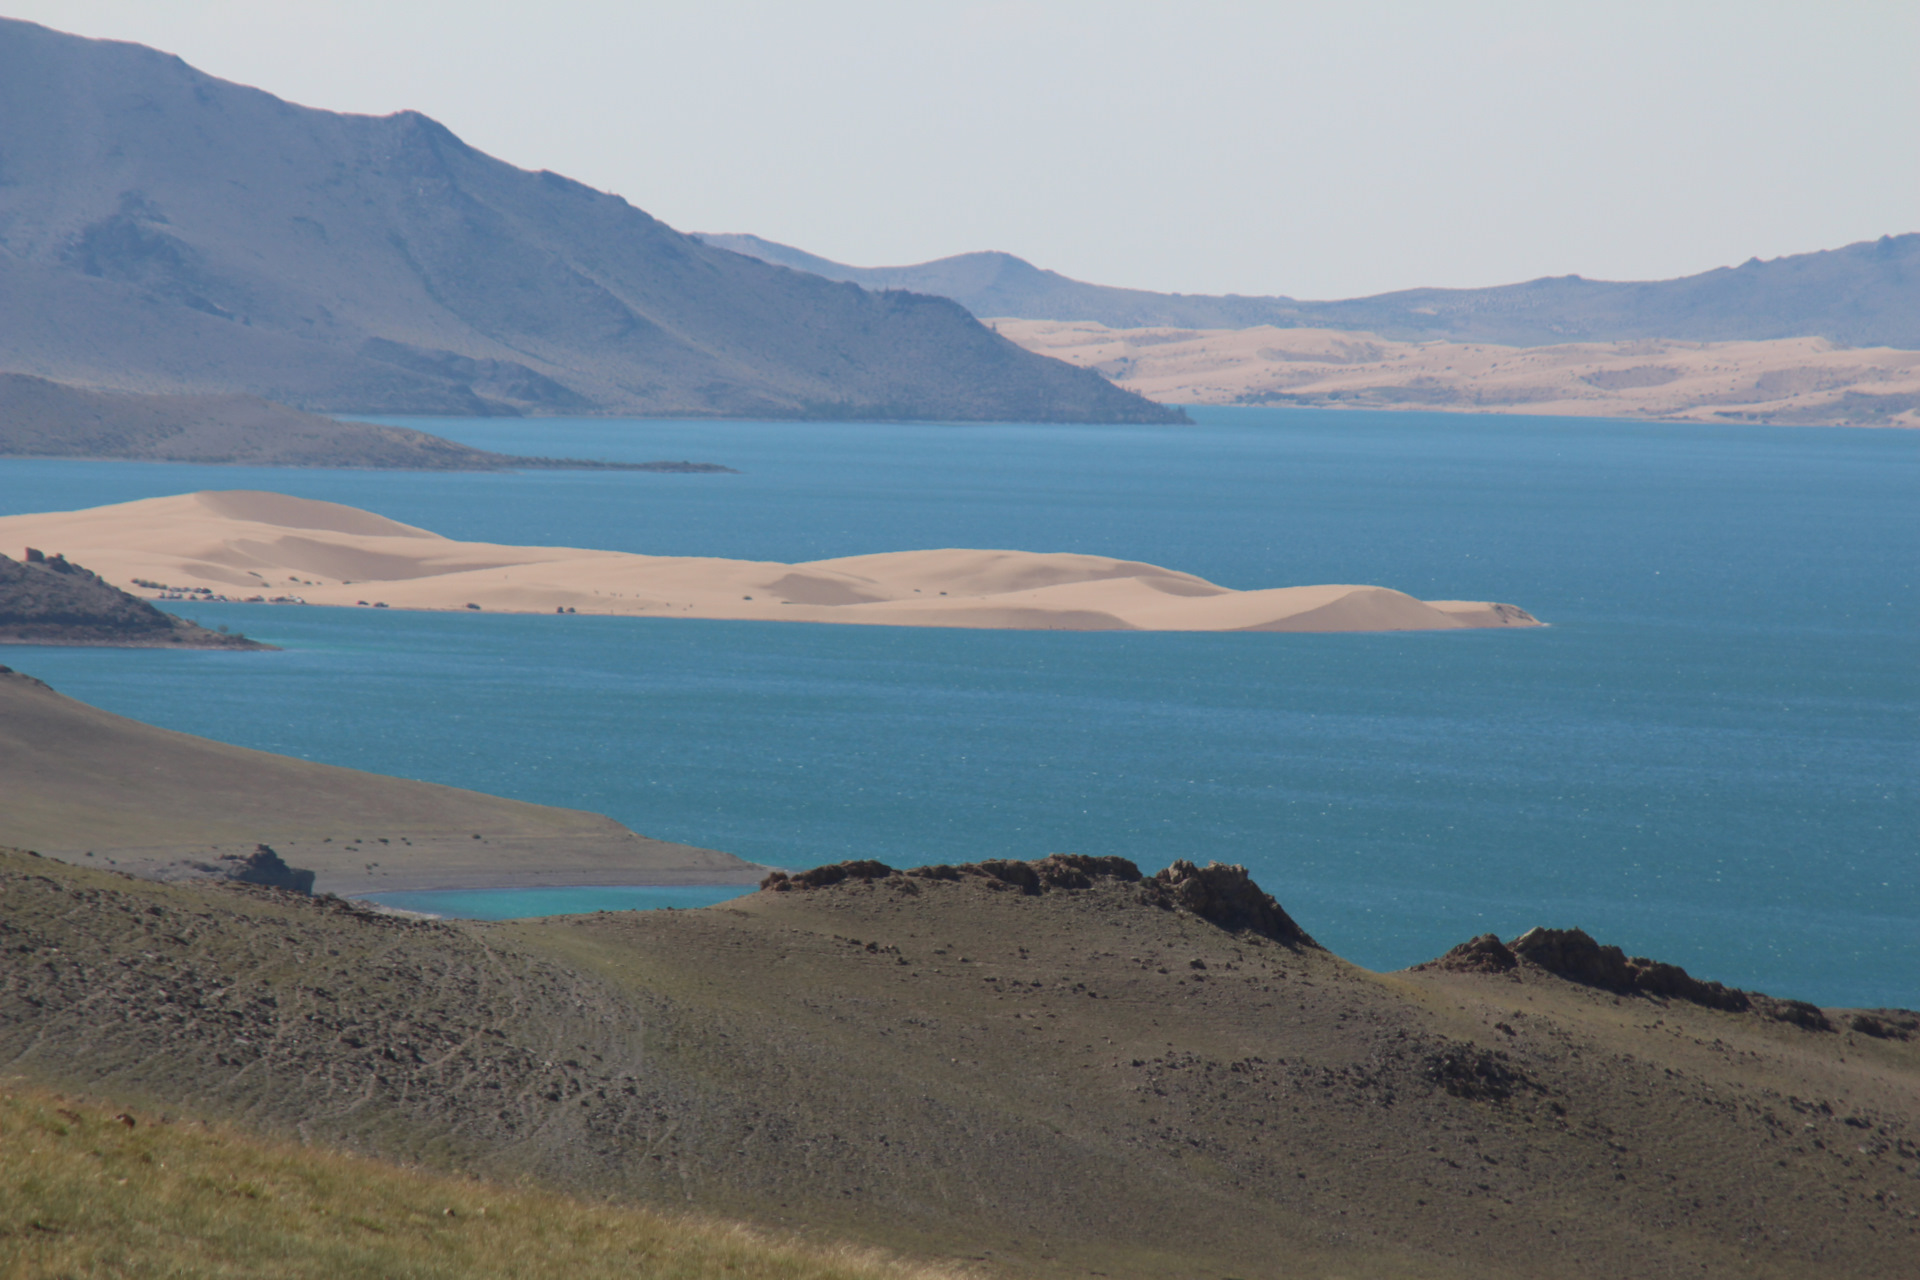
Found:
<box><xmin>0</xmin><ymin>1083</ymin><xmax>952</xmax><ymax>1280</ymax></box>
<box><xmin>3</xmin><ymin>848</ymin><xmax>1915</xmax><ymax>1278</ymax></box>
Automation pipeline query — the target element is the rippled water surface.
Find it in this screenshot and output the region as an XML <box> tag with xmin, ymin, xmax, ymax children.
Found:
<box><xmin>3</xmin><ymin>408</ymin><xmax>1912</xmax><ymax>1006</ymax></box>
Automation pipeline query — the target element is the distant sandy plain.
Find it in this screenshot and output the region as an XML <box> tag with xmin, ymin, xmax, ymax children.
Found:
<box><xmin>0</xmin><ymin>491</ymin><xmax>1539</xmax><ymax>633</ymax></box>
<box><xmin>996</xmin><ymin>321</ymin><xmax>1920</xmax><ymax>427</ymax></box>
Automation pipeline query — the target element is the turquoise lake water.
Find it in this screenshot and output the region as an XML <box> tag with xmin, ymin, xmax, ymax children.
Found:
<box><xmin>2</xmin><ymin>408</ymin><xmax>1913</xmax><ymax>1007</ymax></box>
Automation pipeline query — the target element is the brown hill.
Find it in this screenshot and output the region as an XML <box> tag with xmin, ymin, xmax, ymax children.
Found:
<box><xmin>3</xmin><ymin>848</ymin><xmax>1912</xmax><ymax>1278</ymax></box>
<box><xmin>0</xmin><ymin>373</ymin><xmax>735</xmax><ymax>470</ymax></box>
<box><xmin>0</xmin><ymin>668</ymin><xmax>762</xmax><ymax>892</ymax></box>
<box><xmin>0</xmin><ymin>20</ymin><xmax>1177</xmax><ymax>425</ymax></box>
<box><xmin>0</xmin><ymin>551</ymin><xmax>265</xmax><ymax>648</ymax></box>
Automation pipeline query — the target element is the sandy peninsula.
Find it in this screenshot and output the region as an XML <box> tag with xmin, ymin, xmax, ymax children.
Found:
<box><xmin>996</xmin><ymin>321</ymin><xmax>1920</xmax><ymax>427</ymax></box>
<box><xmin>0</xmin><ymin>490</ymin><xmax>1541</xmax><ymax>633</ymax></box>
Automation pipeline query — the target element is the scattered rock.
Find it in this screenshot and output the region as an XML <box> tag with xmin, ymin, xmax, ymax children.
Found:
<box><xmin>1423</xmin><ymin>1041</ymin><xmax>1534</xmax><ymax>1102</ymax></box>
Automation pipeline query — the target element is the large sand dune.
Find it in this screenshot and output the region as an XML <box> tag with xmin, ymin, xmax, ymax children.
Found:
<box><xmin>997</xmin><ymin>321</ymin><xmax>1920</xmax><ymax>426</ymax></box>
<box><xmin>0</xmin><ymin>491</ymin><xmax>1539</xmax><ymax>633</ymax></box>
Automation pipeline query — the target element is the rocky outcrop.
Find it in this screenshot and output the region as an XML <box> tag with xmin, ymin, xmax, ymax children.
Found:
<box><xmin>1507</xmin><ymin>927</ymin><xmax>1753</xmax><ymax>1013</ymax></box>
<box><xmin>1415</xmin><ymin>933</ymin><xmax>1520</xmax><ymax>975</ymax></box>
<box><xmin>1848</xmin><ymin>1011</ymin><xmax>1918</xmax><ymax>1040</ymax></box>
<box><xmin>1419</xmin><ymin>925</ymin><xmax>1837</xmax><ymax>1032</ymax></box>
<box><xmin>166</xmin><ymin>845</ymin><xmax>316</xmax><ymax>894</ymax></box>
<box><xmin>762</xmin><ymin>854</ymin><xmax>1319</xmax><ymax>948</ymax></box>
<box><xmin>1138</xmin><ymin>859</ymin><xmax>1321</xmax><ymax>948</ymax></box>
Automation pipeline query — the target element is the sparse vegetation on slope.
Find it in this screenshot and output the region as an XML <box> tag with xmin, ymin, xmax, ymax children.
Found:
<box><xmin>4</xmin><ymin>848</ymin><xmax>1915</xmax><ymax>1278</ymax></box>
<box><xmin>0</xmin><ymin>1083</ymin><xmax>957</xmax><ymax>1280</ymax></box>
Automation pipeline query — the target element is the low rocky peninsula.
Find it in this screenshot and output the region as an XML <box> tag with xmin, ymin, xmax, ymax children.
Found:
<box><xmin>0</xmin><ymin>373</ymin><xmax>735</xmax><ymax>472</ymax></box>
<box><xmin>0</xmin><ymin>550</ymin><xmax>268</xmax><ymax>648</ymax></box>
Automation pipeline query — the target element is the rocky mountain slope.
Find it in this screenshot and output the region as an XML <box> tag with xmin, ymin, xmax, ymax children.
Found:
<box><xmin>698</xmin><ymin>231</ymin><xmax>1920</xmax><ymax>349</ymax></box>
<box><xmin>0</xmin><ymin>554</ymin><xmax>264</xmax><ymax>648</ymax></box>
<box><xmin>0</xmin><ymin>19</ymin><xmax>1176</xmax><ymax>424</ymax></box>
<box><xmin>3</xmin><ymin>847</ymin><xmax>1912</xmax><ymax>1278</ymax></box>
<box><xmin>0</xmin><ymin>374</ymin><xmax>734</xmax><ymax>469</ymax></box>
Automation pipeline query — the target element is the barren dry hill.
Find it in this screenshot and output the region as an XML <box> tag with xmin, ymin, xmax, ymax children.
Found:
<box><xmin>0</xmin><ymin>669</ymin><xmax>760</xmax><ymax>892</ymax></box>
<box><xmin>0</xmin><ymin>373</ymin><xmax>735</xmax><ymax>470</ymax></box>
<box><xmin>0</xmin><ymin>19</ymin><xmax>1175</xmax><ymax>424</ymax></box>
<box><xmin>3</xmin><ymin>847</ymin><xmax>1912</xmax><ymax>1278</ymax></box>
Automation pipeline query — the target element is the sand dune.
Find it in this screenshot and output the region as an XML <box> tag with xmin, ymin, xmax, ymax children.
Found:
<box><xmin>995</xmin><ymin>321</ymin><xmax>1920</xmax><ymax>426</ymax></box>
<box><xmin>0</xmin><ymin>491</ymin><xmax>1541</xmax><ymax>633</ymax></box>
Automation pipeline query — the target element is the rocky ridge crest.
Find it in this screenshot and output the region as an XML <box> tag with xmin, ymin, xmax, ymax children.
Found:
<box><xmin>760</xmin><ymin>854</ymin><xmax>1320</xmax><ymax>948</ymax></box>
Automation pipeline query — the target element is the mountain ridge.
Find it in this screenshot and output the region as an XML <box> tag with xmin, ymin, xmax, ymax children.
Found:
<box><xmin>696</xmin><ymin>231</ymin><xmax>1920</xmax><ymax>349</ymax></box>
<box><xmin>0</xmin><ymin>19</ymin><xmax>1179</xmax><ymax>424</ymax></box>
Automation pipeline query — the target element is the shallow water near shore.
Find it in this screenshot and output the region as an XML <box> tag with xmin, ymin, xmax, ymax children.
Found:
<box><xmin>3</xmin><ymin>408</ymin><xmax>1913</xmax><ymax>1007</ymax></box>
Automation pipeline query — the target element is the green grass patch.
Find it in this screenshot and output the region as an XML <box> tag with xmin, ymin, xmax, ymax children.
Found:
<box><xmin>0</xmin><ymin>1082</ymin><xmax>960</xmax><ymax>1280</ymax></box>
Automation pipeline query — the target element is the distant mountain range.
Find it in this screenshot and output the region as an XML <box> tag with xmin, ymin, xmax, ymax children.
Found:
<box><xmin>0</xmin><ymin>19</ymin><xmax>1176</xmax><ymax>424</ymax></box>
<box><xmin>697</xmin><ymin>232</ymin><xmax>1920</xmax><ymax>349</ymax></box>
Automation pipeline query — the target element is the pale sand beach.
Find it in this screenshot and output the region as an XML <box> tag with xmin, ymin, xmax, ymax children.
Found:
<box><xmin>994</xmin><ymin>321</ymin><xmax>1920</xmax><ymax>426</ymax></box>
<box><xmin>0</xmin><ymin>491</ymin><xmax>1541</xmax><ymax>632</ymax></box>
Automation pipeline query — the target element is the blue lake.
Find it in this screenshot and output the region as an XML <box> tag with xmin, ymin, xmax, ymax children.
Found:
<box><xmin>2</xmin><ymin>408</ymin><xmax>1913</xmax><ymax>1007</ymax></box>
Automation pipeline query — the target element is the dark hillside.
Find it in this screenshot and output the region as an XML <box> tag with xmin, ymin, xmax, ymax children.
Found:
<box><xmin>0</xmin><ymin>20</ymin><xmax>1177</xmax><ymax>424</ymax></box>
<box><xmin>4</xmin><ymin>848</ymin><xmax>1913</xmax><ymax>1278</ymax></box>
<box><xmin>699</xmin><ymin>232</ymin><xmax>1920</xmax><ymax>348</ymax></box>
<box><xmin>0</xmin><ymin>373</ymin><xmax>732</xmax><ymax>470</ymax></box>
<box><xmin>0</xmin><ymin>554</ymin><xmax>264</xmax><ymax>648</ymax></box>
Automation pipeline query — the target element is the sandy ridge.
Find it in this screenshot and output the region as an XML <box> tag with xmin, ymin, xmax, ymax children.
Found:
<box><xmin>0</xmin><ymin>491</ymin><xmax>1541</xmax><ymax>633</ymax></box>
<box><xmin>996</xmin><ymin>321</ymin><xmax>1920</xmax><ymax>426</ymax></box>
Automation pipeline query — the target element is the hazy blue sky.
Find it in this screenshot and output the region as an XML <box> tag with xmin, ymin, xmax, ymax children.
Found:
<box><xmin>13</xmin><ymin>1</ymin><xmax>1916</xmax><ymax>297</ymax></box>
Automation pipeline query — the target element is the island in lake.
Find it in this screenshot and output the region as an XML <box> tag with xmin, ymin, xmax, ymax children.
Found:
<box><xmin>0</xmin><ymin>490</ymin><xmax>1543</xmax><ymax>633</ymax></box>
